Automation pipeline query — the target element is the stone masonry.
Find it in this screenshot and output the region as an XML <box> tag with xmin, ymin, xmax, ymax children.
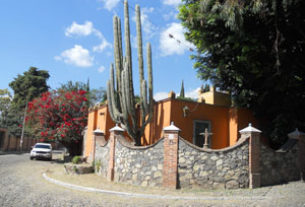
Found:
<box><xmin>93</xmin><ymin>123</ymin><xmax>304</xmax><ymax>190</ymax></box>
<box><xmin>178</xmin><ymin>138</ymin><xmax>249</xmax><ymax>189</ymax></box>
<box><xmin>114</xmin><ymin>137</ymin><xmax>164</xmax><ymax>187</ymax></box>
<box><xmin>260</xmin><ymin>143</ymin><xmax>299</xmax><ymax>186</ymax></box>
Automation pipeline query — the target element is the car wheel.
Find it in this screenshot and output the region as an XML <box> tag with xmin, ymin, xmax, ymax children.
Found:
<box><xmin>30</xmin><ymin>157</ymin><xmax>33</xmax><ymax>160</ymax></box>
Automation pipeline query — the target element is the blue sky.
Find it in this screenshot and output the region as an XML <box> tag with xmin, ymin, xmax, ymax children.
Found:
<box><xmin>0</xmin><ymin>0</ymin><xmax>204</xmax><ymax>101</ymax></box>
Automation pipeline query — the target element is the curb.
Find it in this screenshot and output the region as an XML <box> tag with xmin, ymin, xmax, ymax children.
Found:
<box><xmin>43</xmin><ymin>173</ymin><xmax>266</xmax><ymax>201</ymax></box>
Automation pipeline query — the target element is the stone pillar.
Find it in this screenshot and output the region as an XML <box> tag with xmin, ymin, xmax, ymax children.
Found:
<box><xmin>239</xmin><ymin>123</ymin><xmax>262</xmax><ymax>189</ymax></box>
<box><xmin>162</xmin><ymin>122</ymin><xmax>180</xmax><ymax>189</ymax></box>
<box><xmin>299</xmin><ymin>135</ymin><xmax>305</xmax><ymax>181</ymax></box>
<box><xmin>107</xmin><ymin>124</ymin><xmax>124</xmax><ymax>181</ymax></box>
<box><xmin>92</xmin><ymin>128</ymin><xmax>104</xmax><ymax>162</ymax></box>
<box><xmin>288</xmin><ymin>129</ymin><xmax>305</xmax><ymax>181</ymax></box>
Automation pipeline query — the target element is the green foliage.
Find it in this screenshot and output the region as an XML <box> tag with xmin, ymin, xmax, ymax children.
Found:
<box><xmin>89</xmin><ymin>87</ymin><xmax>107</xmax><ymax>106</ymax></box>
<box><xmin>176</xmin><ymin>96</ymin><xmax>196</xmax><ymax>102</ymax></box>
<box><xmin>95</xmin><ymin>160</ymin><xmax>101</xmax><ymax>172</ymax></box>
<box><xmin>0</xmin><ymin>89</ymin><xmax>12</xmax><ymax>128</ymax></box>
<box><xmin>72</xmin><ymin>156</ymin><xmax>82</xmax><ymax>164</ymax></box>
<box><xmin>9</xmin><ymin>67</ymin><xmax>49</xmax><ymax>109</ymax></box>
<box><xmin>5</xmin><ymin>67</ymin><xmax>49</xmax><ymax>137</ymax></box>
<box><xmin>26</xmin><ymin>90</ymin><xmax>88</xmax><ymax>156</ymax></box>
<box><xmin>58</xmin><ymin>81</ymin><xmax>89</xmax><ymax>93</ymax></box>
<box><xmin>107</xmin><ymin>1</ymin><xmax>154</xmax><ymax>146</ymax></box>
<box><xmin>201</xmin><ymin>84</ymin><xmax>210</xmax><ymax>93</ymax></box>
<box><xmin>179</xmin><ymin>0</ymin><xmax>305</xmax><ymax>148</ymax></box>
<box><xmin>59</xmin><ymin>81</ymin><xmax>106</xmax><ymax>107</ymax></box>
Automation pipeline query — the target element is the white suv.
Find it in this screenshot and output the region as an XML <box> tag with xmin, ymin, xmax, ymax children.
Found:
<box><xmin>30</xmin><ymin>143</ymin><xmax>52</xmax><ymax>160</ymax></box>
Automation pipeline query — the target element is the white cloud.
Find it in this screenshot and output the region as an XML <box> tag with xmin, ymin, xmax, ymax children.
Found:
<box><xmin>65</xmin><ymin>21</ymin><xmax>111</xmax><ymax>53</ymax></box>
<box><xmin>100</xmin><ymin>0</ymin><xmax>120</xmax><ymax>11</ymax></box>
<box><xmin>132</xmin><ymin>7</ymin><xmax>157</xmax><ymax>39</ymax></box>
<box><xmin>55</xmin><ymin>45</ymin><xmax>94</xmax><ymax>67</ymax></box>
<box><xmin>93</xmin><ymin>38</ymin><xmax>112</xmax><ymax>52</ymax></box>
<box><xmin>159</xmin><ymin>22</ymin><xmax>194</xmax><ymax>56</ymax></box>
<box><xmin>163</xmin><ymin>0</ymin><xmax>181</xmax><ymax>7</ymax></box>
<box><xmin>185</xmin><ymin>87</ymin><xmax>200</xmax><ymax>99</ymax></box>
<box><xmin>154</xmin><ymin>92</ymin><xmax>168</xmax><ymax>101</ymax></box>
<box><xmin>65</xmin><ymin>21</ymin><xmax>96</xmax><ymax>37</ymax></box>
<box><xmin>97</xmin><ymin>65</ymin><xmax>106</xmax><ymax>73</ymax></box>
<box><xmin>154</xmin><ymin>87</ymin><xmax>200</xmax><ymax>101</ymax></box>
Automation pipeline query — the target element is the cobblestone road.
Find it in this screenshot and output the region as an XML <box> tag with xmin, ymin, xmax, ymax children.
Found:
<box><xmin>0</xmin><ymin>153</ymin><xmax>305</xmax><ymax>207</ymax></box>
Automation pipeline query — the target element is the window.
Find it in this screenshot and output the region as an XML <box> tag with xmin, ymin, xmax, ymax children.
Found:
<box><xmin>193</xmin><ymin>120</ymin><xmax>212</xmax><ymax>148</ymax></box>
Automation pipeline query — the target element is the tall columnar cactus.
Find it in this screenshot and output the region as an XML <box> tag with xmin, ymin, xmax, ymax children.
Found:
<box><xmin>107</xmin><ymin>1</ymin><xmax>153</xmax><ymax>146</ymax></box>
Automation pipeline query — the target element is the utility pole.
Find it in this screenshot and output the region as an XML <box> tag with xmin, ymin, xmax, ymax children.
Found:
<box><xmin>20</xmin><ymin>102</ymin><xmax>28</xmax><ymax>151</ymax></box>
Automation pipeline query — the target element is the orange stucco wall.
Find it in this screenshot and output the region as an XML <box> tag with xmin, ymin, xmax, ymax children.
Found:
<box><xmin>84</xmin><ymin>110</ymin><xmax>97</xmax><ymax>158</ymax></box>
<box><xmin>143</xmin><ymin>99</ymin><xmax>171</xmax><ymax>145</ymax></box>
<box><xmin>84</xmin><ymin>98</ymin><xmax>257</xmax><ymax>155</ymax></box>
<box><xmin>170</xmin><ymin>99</ymin><xmax>229</xmax><ymax>149</ymax></box>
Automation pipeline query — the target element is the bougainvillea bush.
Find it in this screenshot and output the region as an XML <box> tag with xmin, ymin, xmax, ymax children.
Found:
<box><xmin>26</xmin><ymin>90</ymin><xmax>88</xmax><ymax>156</ymax></box>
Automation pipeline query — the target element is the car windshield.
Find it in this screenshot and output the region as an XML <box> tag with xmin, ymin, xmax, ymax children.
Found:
<box><xmin>34</xmin><ymin>144</ymin><xmax>51</xmax><ymax>149</ymax></box>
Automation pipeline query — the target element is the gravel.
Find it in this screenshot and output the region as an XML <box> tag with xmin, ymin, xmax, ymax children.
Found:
<box><xmin>0</xmin><ymin>153</ymin><xmax>305</xmax><ymax>207</ymax></box>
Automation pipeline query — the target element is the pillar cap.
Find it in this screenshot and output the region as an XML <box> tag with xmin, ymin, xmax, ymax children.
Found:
<box><xmin>163</xmin><ymin>122</ymin><xmax>180</xmax><ymax>132</ymax></box>
<box><xmin>93</xmin><ymin>128</ymin><xmax>104</xmax><ymax>134</ymax></box>
<box><xmin>239</xmin><ymin>123</ymin><xmax>261</xmax><ymax>133</ymax></box>
<box><xmin>109</xmin><ymin>124</ymin><xmax>125</xmax><ymax>132</ymax></box>
<box><xmin>288</xmin><ymin>128</ymin><xmax>305</xmax><ymax>139</ymax></box>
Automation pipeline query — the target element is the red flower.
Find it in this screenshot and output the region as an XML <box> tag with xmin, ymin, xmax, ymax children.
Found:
<box><xmin>65</xmin><ymin>92</ymin><xmax>72</xmax><ymax>100</ymax></box>
<box><xmin>78</xmin><ymin>90</ymin><xmax>87</xmax><ymax>95</ymax></box>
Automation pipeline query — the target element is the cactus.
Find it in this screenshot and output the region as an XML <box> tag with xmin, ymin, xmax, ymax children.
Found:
<box><xmin>107</xmin><ymin>1</ymin><xmax>153</xmax><ymax>146</ymax></box>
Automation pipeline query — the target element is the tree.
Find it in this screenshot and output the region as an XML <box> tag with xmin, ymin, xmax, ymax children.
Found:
<box><xmin>107</xmin><ymin>1</ymin><xmax>154</xmax><ymax>146</ymax></box>
<box><xmin>59</xmin><ymin>80</ymin><xmax>106</xmax><ymax>107</ymax></box>
<box><xmin>90</xmin><ymin>87</ymin><xmax>107</xmax><ymax>106</ymax></box>
<box><xmin>26</xmin><ymin>90</ymin><xmax>88</xmax><ymax>156</ymax></box>
<box><xmin>0</xmin><ymin>89</ymin><xmax>12</xmax><ymax>128</ymax></box>
<box><xmin>9</xmin><ymin>67</ymin><xmax>50</xmax><ymax>109</ymax></box>
<box><xmin>6</xmin><ymin>67</ymin><xmax>50</xmax><ymax>137</ymax></box>
<box><xmin>179</xmin><ymin>0</ymin><xmax>305</xmax><ymax>148</ymax></box>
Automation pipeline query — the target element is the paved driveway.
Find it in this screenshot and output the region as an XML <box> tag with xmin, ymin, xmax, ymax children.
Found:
<box><xmin>0</xmin><ymin>153</ymin><xmax>305</xmax><ymax>207</ymax></box>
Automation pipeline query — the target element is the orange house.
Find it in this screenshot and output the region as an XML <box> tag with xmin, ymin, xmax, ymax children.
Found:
<box><xmin>83</xmin><ymin>89</ymin><xmax>257</xmax><ymax>159</ymax></box>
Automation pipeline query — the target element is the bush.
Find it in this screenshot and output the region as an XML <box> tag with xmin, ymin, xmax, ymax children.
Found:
<box><xmin>72</xmin><ymin>156</ymin><xmax>82</xmax><ymax>164</ymax></box>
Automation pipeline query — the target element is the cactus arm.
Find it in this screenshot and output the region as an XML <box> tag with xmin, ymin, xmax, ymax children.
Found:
<box><xmin>123</xmin><ymin>58</ymin><xmax>137</xmax><ymax>128</ymax></box>
<box><xmin>147</xmin><ymin>43</ymin><xmax>153</xmax><ymax>113</ymax></box>
<box><xmin>136</xmin><ymin>5</ymin><xmax>144</xmax><ymax>88</ymax></box>
<box><xmin>141</xmin><ymin>80</ymin><xmax>148</xmax><ymax>115</ymax></box>
<box><xmin>113</xmin><ymin>16</ymin><xmax>121</xmax><ymax>92</ymax></box>
<box><xmin>124</xmin><ymin>0</ymin><xmax>134</xmax><ymax>100</ymax></box>
<box><xmin>118</xmin><ymin>18</ymin><xmax>123</xmax><ymax>70</ymax></box>
<box><xmin>107</xmin><ymin>80</ymin><xmax>118</xmax><ymax>123</ymax></box>
<box><xmin>120</xmin><ymin>70</ymin><xmax>128</xmax><ymax>120</ymax></box>
<box><xmin>109</xmin><ymin>64</ymin><xmax>122</xmax><ymax>120</ymax></box>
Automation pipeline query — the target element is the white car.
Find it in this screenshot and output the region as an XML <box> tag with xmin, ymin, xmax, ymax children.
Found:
<box><xmin>30</xmin><ymin>143</ymin><xmax>52</xmax><ymax>160</ymax></box>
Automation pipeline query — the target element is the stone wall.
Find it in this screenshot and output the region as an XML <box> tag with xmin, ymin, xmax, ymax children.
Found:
<box><xmin>93</xmin><ymin>125</ymin><xmax>303</xmax><ymax>190</ymax></box>
<box><xmin>95</xmin><ymin>138</ymin><xmax>109</xmax><ymax>177</ymax></box>
<box><xmin>114</xmin><ymin>137</ymin><xmax>164</xmax><ymax>187</ymax></box>
<box><xmin>178</xmin><ymin>137</ymin><xmax>250</xmax><ymax>189</ymax></box>
<box><xmin>260</xmin><ymin>142</ymin><xmax>299</xmax><ymax>186</ymax></box>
